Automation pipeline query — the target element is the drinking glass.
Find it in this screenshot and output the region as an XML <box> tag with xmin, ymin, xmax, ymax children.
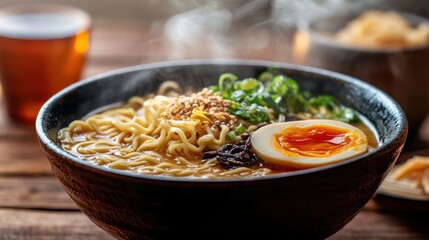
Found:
<box><xmin>0</xmin><ymin>4</ymin><xmax>91</xmax><ymax>124</ymax></box>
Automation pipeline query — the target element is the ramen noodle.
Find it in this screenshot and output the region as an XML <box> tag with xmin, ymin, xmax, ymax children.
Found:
<box><xmin>59</xmin><ymin>72</ymin><xmax>378</xmax><ymax>178</ymax></box>
<box><xmin>335</xmin><ymin>10</ymin><xmax>429</xmax><ymax>49</ymax></box>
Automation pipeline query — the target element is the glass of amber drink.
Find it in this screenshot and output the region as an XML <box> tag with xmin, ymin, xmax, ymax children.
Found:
<box><xmin>0</xmin><ymin>4</ymin><xmax>90</xmax><ymax>124</ymax></box>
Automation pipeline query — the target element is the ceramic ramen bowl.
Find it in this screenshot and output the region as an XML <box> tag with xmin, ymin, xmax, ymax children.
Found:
<box><xmin>36</xmin><ymin>59</ymin><xmax>407</xmax><ymax>239</ymax></box>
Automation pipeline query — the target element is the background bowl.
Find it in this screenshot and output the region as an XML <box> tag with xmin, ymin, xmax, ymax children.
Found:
<box><xmin>294</xmin><ymin>11</ymin><xmax>429</xmax><ymax>137</ymax></box>
<box><xmin>36</xmin><ymin>59</ymin><xmax>407</xmax><ymax>239</ymax></box>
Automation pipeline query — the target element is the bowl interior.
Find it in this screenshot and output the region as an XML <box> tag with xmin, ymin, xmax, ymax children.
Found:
<box><xmin>36</xmin><ymin>59</ymin><xmax>407</xmax><ymax>180</ymax></box>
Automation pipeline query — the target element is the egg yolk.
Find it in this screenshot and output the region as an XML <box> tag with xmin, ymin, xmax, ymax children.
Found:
<box><xmin>273</xmin><ymin>125</ymin><xmax>363</xmax><ymax>157</ymax></box>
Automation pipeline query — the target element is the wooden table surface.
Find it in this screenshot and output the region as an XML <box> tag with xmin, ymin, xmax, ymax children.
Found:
<box><xmin>0</xmin><ymin>20</ymin><xmax>429</xmax><ymax>240</ymax></box>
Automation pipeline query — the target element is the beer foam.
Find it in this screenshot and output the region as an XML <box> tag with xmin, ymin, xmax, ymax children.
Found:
<box><xmin>0</xmin><ymin>6</ymin><xmax>90</xmax><ymax>40</ymax></box>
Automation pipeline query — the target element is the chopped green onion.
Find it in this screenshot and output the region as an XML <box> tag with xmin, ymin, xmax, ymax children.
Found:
<box><xmin>226</xmin><ymin>123</ymin><xmax>246</xmax><ymax>140</ymax></box>
<box><xmin>234</xmin><ymin>78</ymin><xmax>263</xmax><ymax>93</ymax></box>
<box><xmin>211</xmin><ymin>68</ymin><xmax>360</xmax><ymax>124</ymax></box>
<box><xmin>218</xmin><ymin>73</ymin><xmax>238</xmax><ymax>97</ymax></box>
<box><xmin>235</xmin><ymin>123</ymin><xmax>245</xmax><ymax>135</ymax></box>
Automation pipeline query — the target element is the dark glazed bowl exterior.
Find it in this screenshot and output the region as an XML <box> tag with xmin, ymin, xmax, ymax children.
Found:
<box><xmin>298</xmin><ymin>11</ymin><xmax>429</xmax><ymax>136</ymax></box>
<box><xmin>36</xmin><ymin>60</ymin><xmax>407</xmax><ymax>240</ymax></box>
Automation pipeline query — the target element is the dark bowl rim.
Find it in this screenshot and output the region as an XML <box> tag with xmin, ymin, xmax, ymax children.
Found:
<box><xmin>300</xmin><ymin>11</ymin><xmax>429</xmax><ymax>54</ymax></box>
<box><xmin>35</xmin><ymin>58</ymin><xmax>408</xmax><ymax>183</ymax></box>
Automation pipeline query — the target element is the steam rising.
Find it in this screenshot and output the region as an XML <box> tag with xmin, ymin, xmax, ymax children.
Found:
<box><xmin>163</xmin><ymin>0</ymin><xmax>272</xmax><ymax>59</ymax></box>
<box><xmin>164</xmin><ymin>2</ymin><xmax>233</xmax><ymax>58</ymax></box>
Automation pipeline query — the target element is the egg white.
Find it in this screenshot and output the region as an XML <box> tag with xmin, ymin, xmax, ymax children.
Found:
<box><xmin>251</xmin><ymin>119</ymin><xmax>368</xmax><ymax>168</ymax></box>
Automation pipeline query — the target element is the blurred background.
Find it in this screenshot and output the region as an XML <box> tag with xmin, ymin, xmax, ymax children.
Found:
<box><xmin>0</xmin><ymin>0</ymin><xmax>426</xmax><ymax>64</ymax></box>
<box><xmin>0</xmin><ymin>0</ymin><xmax>425</xmax><ymax>65</ymax></box>
<box><xmin>0</xmin><ymin>0</ymin><xmax>426</xmax><ymax>71</ymax></box>
<box><xmin>0</xmin><ymin>0</ymin><xmax>426</xmax><ymax>24</ymax></box>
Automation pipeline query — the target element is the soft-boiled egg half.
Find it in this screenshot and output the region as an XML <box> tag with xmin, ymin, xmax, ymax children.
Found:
<box><xmin>251</xmin><ymin>119</ymin><xmax>368</xmax><ymax>168</ymax></box>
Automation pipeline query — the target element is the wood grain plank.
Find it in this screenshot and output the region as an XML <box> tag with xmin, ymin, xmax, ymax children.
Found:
<box><xmin>0</xmin><ymin>136</ymin><xmax>52</xmax><ymax>176</ymax></box>
<box><xmin>0</xmin><ymin>100</ymin><xmax>39</xmax><ymax>138</ymax></box>
<box><xmin>331</xmin><ymin>211</ymin><xmax>429</xmax><ymax>240</ymax></box>
<box><xmin>0</xmin><ymin>177</ymin><xmax>76</xmax><ymax>210</ymax></box>
<box><xmin>0</xmin><ymin>206</ymin><xmax>426</xmax><ymax>240</ymax></box>
<box><xmin>0</xmin><ymin>209</ymin><xmax>113</xmax><ymax>240</ymax></box>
